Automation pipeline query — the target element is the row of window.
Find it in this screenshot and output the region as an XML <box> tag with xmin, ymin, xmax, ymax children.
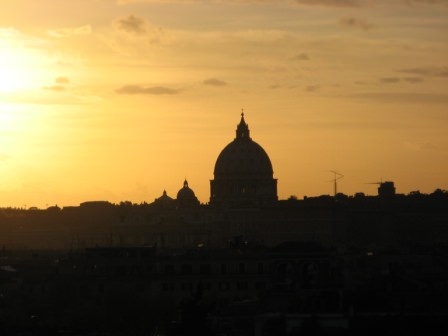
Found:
<box><xmin>161</xmin><ymin>280</ymin><xmax>267</xmax><ymax>292</ymax></box>
<box><xmin>162</xmin><ymin>262</ymin><xmax>265</xmax><ymax>275</ymax></box>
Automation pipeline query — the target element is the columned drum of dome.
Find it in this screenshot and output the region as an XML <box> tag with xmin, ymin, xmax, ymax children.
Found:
<box><xmin>210</xmin><ymin>113</ymin><xmax>278</xmax><ymax>207</ymax></box>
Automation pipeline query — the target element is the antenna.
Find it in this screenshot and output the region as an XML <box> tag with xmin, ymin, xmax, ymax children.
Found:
<box><xmin>329</xmin><ymin>170</ymin><xmax>344</xmax><ymax>196</ymax></box>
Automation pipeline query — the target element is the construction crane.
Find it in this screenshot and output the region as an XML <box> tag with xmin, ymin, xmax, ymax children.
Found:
<box><xmin>366</xmin><ymin>179</ymin><xmax>383</xmax><ymax>186</ymax></box>
<box><xmin>329</xmin><ymin>170</ymin><xmax>344</xmax><ymax>196</ymax></box>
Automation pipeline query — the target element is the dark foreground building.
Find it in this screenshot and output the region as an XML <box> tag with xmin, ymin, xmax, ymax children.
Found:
<box><xmin>1</xmin><ymin>113</ymin><xmax>448</xmax><ymax>335</ymax></box>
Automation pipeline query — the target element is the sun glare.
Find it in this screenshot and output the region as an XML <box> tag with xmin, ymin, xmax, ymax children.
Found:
<box><xmin>0</xmin><ymin>32</ymin><xmax>48</xmax><ymax>93</ymax></box>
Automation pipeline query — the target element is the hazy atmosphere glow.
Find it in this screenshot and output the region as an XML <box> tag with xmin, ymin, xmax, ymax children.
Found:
<box><xmin>0</xmin><ymin>0</ymin><xmax>447</xmax><ymax>208</ymax></box>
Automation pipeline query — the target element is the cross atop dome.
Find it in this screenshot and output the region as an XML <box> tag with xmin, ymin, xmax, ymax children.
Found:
<box><xmin>236</xmin><ymin>110</ymin><xmax>251</xmax><ymax>140</ymax></box>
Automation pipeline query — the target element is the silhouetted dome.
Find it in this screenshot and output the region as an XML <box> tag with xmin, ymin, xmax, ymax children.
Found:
<box><xmin>156</xmin><ymin>190</ymin><xmax>174</xmax><ymax>202</ymax></box>
<box><xmin>153</xmin><ymin>190</ymin><xmax>176</xmax><ymax>208</ymax></box>
<box><xmin>214</xmin><ymin>140</ymin><xmax>273</xmax><ymax>178</ymax></box>
<box><xmin>210</xmin><ymin>113</ymin><xmax>277</xmax><ymax>207</ymax></box>
<box><xmin>177</xmin><ymin>179</ymin><xmax>199</xmax><ymax>207</ymax></box>
<box><xmin>214</xmin><ymin>114</ymin><xmax>273</xmax><ymax>179</ymax></box>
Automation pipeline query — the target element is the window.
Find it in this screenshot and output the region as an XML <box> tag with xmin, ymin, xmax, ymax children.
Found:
<box><xmin>164</xmin><ymin>264</ymin><xmax>175</xmax><ymax>275</ymax></box>
<box><xmin>200</xmin><ymin>263</ymin><xmax>211</xmax><ymax>274</ymax></box>
<box><xmin>181</xmin><ymin>264</ymin><xmax>193</xmax><ymax>275</ymax></box>
<box><xmin>181</xmin><ymin>282</ymin><xmax>193</xmax><ymax>291</ymax></box>
<box><xmin>162</xmin><ymin>282</ymin><xmax>175</xmax><ymax>291</ymax></box>
<box><xmin>221</xmin><ymin>263</ymin><xmax>227</xmax><ymax>274</ymax></box>
<box><xmin>219</xmin><ymin>282</ymin><xmax>230</xmax><ymax>291</ymax></box>
<box><xmin>237</xmin><ymin>281</ymin><xmax>248</xmax><ymax>291</ymax></box>
<box><xmin>255</xmin><ymin>281</ymin><xmax>266</xmax><ymax>290</ymax></box>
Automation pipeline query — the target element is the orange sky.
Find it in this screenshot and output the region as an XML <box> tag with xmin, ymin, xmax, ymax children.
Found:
<box><xmin>0</xmin><ymin>0</ymin><xmax>447</xmax><ymax>208</ymax></box>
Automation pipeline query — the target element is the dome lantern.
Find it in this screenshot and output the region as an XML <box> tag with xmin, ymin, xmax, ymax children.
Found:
<box><xmin>236</xmin><ymin>111</ymin><xmax>251</xmax><ymax>140</ymax></box>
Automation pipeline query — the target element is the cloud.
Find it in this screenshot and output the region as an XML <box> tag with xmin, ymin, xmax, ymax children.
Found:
<box><xmin>339</xmin><ymin>17</ymin><xmax>374</xmax><ymax>30</ymax></box>
<box><xmin>116</xmin><ymin>15</ymin><xmax>147</xmax><ymax>35</ymax></box>
<box><xmin>291</xmin><ymin>53</ymin><xmax>310</xmax><ymax>61</ymax></box>
<box><xmin>116</xmin><ymin>85</ymin><xmax>180</xmax><ymax>95</ymax></box>
<box><xmin>303</xmin><ymin>120</ymin><xmax>407</xmax><ymax>131</ymax></box>
<box><xmin>116</xmin><ymin>0</ymin><xmax>448</xmax><ymax>5</ymax></box>
<box><xmin>404</xmin><ymin>141</ymin><xmax>438</xmax><ymax>151</ymax></box>
<box><xmin>402</xmin><ymin>77</ymin><xmax>423</xmax><ymax>83</ymax></box>
<box><xmin>305</xmin><ymin>85</ymin><xmax>320</xmax><ymax>92</ymax></box>
<box><xmin>43</xmin><ymin>85</ymin><xmax>66</xmax><ymax>92</ymax></box>
<box><xmin>56</xmin><ymin>77</ymin><xmax>70</xmax><ymax>84</ymax></box>
<box><xmin>351</xmin><ymin>92</ymin><xmax>448</xmax><ymax>104</ymax></box>
<box><xmin>380</xmin><ymin>77</ymin><xmax>400</xmax><ymax>83</ymax></box>
<box><xmin>294</xmin><ymin>0</ymin><xmax>359</xmax><ymax>6</ymax></box>
<box><xmin>379</xmin><ymin>76</ymin><xmax>423</xmax><ymax>84</ymax></box>
<box><xmin>42</xmin><ymin>77</ymin><xmax>71</xmax><ymax>92</ymax></box>
<box><xmin>399</xmin><ymin>66</ymin><xmax>448</xmax><ymax>78</ymax></box>
<box><xmin>47</xmin><ymin>25</ymin><xmax>92</xmax><ymax>38</ymax></box>
<box><xmin>203</xmin><ymin>78</ymin><xmax>227</xmax><ymax>86</ymax></box>
<box><xmin>405</xmin><ymin>0</ymin><xmax>448</xmax><ymax>6</ymax></box>
<box><xmin>296</xmin><ymin>0</ymin><xmax>448</xmax><ymax>6</ymax></box>
<box><xmin>112</xmin><ymin>14</ymin><xmax>168</xmax><ymax>45</ymax></box>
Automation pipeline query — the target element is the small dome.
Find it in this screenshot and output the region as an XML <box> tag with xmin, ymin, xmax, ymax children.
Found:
<box><xmin>177</xmin><ymin>180</ymin><xmax>194</xmax><ymax>199</ymax></box>
<box><xmin>156</xmin><ymin>190</ymin><xmax>174</xmax><ymax>202</ymax></box>
<box><xmin>152</xmin><ymin>189</ymin><xmax>176</xmax><ymax>209</ymax></box>
<box><xmin>177</xmin><ymin>179</ymin><xmax>199</xmax><ymax>206</ymax></box>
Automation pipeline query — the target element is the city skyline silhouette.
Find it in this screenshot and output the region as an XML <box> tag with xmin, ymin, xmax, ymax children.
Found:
<box><xmin>1</xmin><ymin>2</ymin><xmax>448</xmax><ymax>335</ymax></box>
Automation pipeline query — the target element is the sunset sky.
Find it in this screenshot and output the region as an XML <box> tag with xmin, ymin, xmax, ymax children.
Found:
<box><xmin>0</xmin><ymin>0</ymin><xmax>447</xmax><ymax>208</ymax></box>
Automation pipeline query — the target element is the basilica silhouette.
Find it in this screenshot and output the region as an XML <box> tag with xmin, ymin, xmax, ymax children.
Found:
<box><xmin>157</xmin><ymin>113</ymin><xmax>278</xmax><ymax>209</ymax></box>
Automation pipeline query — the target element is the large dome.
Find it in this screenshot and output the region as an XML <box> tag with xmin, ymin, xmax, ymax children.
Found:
<box><xmin>210</xmin><ymin>113</ymin><xmax>277</xmax><ymax>207</ymax></box>
<box><xmin>214</xmin><ymin>139</ymin><xmax>273</xmax><ymax>178</ymax></box>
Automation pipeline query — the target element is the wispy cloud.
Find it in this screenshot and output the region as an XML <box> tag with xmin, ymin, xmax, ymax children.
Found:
<box><xmin>399</xmin><ymin>66</ymin><xmax>448</xmax><ymax>78</ymax></box>
<box><xmin>203</xmin><ymin>78</ymin><xmax>227</xmax><ymax>87</ymax></box>
<box><xmin>116</xmin><ymin>15</ymin><xmax>147</xmax><ymax>35</ymax></box>
<box><xmin>380</xmin><ymin>77</ymin><xmax>400</xmax><ymax>83</ymax></box>
<box><xmin>116</xmin><ymin>85</ymin><xmax>180</xmax><ymax>95</ymax></box>
<box><xmin>42</xmin><ymin>77</ymin><xmax>71</xmax><ymax>92</ymax></box>
<box><xmin>402</xmin><ymin>77</ymin><xmax>423</xmax><ymax>83</ymax></box>
<box><xmin>291</xmin><ymin>53</ymin><xmax>310</xmax><ymax>61</ymax></box>
<box><xmin>294</xmin><ymin>0</ymin><xmax>359</xmax><ymax>7</ymax></box>
<box><xmin>118</xmin><ymin>0</ymin><xmax>448</xmax><ymax>6</ymax></box>
<box><xmin>47</xmin><ymin>25</ymin><xmax>92</xmax><ymax>38</ymax></box>
<box><xmin>43</xmin><ymin>85</ymin><xmax>66</xmax><ymax>92</ymax></box>
<box><xmin>404</xmin><ymin>141</ymin><xmax>438</xmax><ymax>151</ymax></box>
<box><xmin>55</xmin><ymin>77</ymin><xmax>70</xmax><ymax>84</ymax></box>
<box><xmin>351</xmin><ymin>92</ymin><xmax>448</xmax><ymax>104</ymax></box>
<box><xmin>112</xmin><ymin>14</ymin><xmax>168</xmax><ymax>45</ymax></box>
<box><xmin>339</xmin><ymin>17</ymin><xmax>374</xmax><ymax>30</ymax></box>
<box><xmin>305</xmin><ymin>85</ymin><xmax>320</xmax><ymax>92</ymax></box>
